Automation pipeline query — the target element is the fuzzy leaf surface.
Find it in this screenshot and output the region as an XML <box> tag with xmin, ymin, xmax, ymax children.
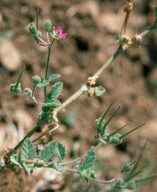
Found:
<box><xmin>36</xmin><ymin>74</ymin><xmax>60</xmax><ymax>88</ymax></box>
<box><xmin>21</xmin><ymin>138</ymin><xmax>37</xmax><ymax>161</ymax></box>
<box><xmin>43</xmin><ymin>100</ymin><xmax>62</xmax><ymax>107</ymax></box>
<box><xmin>47</xmin><ymin>82</ymin><xmax>63</xmax><ymax>102</ymax></box>
<box><xmin>76</xmin><ymin>146</ymin><xmax>96</xmax><ymax>173</ymax></box>
<box><xmin>39</xmin><ymin>141</ymin><xmax>66</xmax><ymax>163</ymax></box>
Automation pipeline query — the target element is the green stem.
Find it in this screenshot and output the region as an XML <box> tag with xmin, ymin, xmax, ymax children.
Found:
<box><xmin>85</xmin><ymin>175</ymin><xmax>112</xmax><ymax>185</ymax></box>
<box><xmin>65</xmin><ymin>168</ymin><xmax>112</xmax><ymax>184</ymax></box>
<box><xmin>15</xmin><ymin>66</ymin><xmax>24</xmax><ymax>88</ymax></box>
<box><xmin>31</xmin><ymin>84</ymin><xmax>37</xmax><ymax>98</ymax></box>
<box><xmin>35</xmin><ymin>8</ymin><xmax>40</xmax><ymax>29</ymax></box>
<box><xmin>55</xmin><ymin>86</ymin><xmax>87</xmax><ymax>114</ymax></box>
<box><xmin>6</xmin><ymin>125</ymin><xmax>39</xmax><ymax>157</ymax></box>
<box><xmin>94</xmin><ymin>46</ymin><xmax>123</xmax><ymax>77</ymax></box>
<box><xmin>44</xmin><ymin>45</ymin><xmax>52</xmax><ymax>101</ymax></box>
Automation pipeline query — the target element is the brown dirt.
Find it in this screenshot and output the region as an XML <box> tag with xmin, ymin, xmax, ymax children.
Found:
<box><xmin>0</xmin><ymin>0</ymin><xmax>157</xmax><ymax>192</ymax></box>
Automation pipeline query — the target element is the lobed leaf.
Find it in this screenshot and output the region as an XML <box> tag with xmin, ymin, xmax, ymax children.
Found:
<box><xmin>21</xmin><ymin>138</ymin><xmax>37</xmax><ymax>161</ymax></box>
<box><xmin>39</xmin><ymin>141</ymin><xmax>66</xmax><ymax>163</ymax></box>
<box><xmin>47</xmin><ymin>82</ymin><xmax>63</xmax><ymax>101</ymax></box>
<box><xmin>36</xmin><ymin>74</ymin><xmax>60</xmax><ymax>88</ymax></box>
<box><xmin>76</xmin><ymin>146</ymin><xmax>96</xmax><ymax>173</ymax></box>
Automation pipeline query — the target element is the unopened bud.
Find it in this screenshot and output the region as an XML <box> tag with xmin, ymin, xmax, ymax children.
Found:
<box><xmin>23</xmin><ymin>88</ymin><xmax>32</xmax><ymax>97</ymax></box>
<box><xmin>29</xmin><ymin>23</ymin><xmax>38</xmax><ymax>35</ymax></box>
<box><xmin>9</xmin><ymin>83</ymin><xmax>21</xmax><ymax>94</ymax></box>
<box><xmin>33</xmin><ymin>75</ymin><xmax>41</xmax><ymax>84</ymax></box>
<box><xmin>44</xmin><ymin>20</ymin><xmax>52</xmax><ymax>31</ymax></box>
<box><xmin>88</xmin><ymin>170</ymin><xmax>96</xmax><ymax>179</ymax></box>
<box><xmin>127</xmin><ymin>181</ymin><xmax>137</xmax><ymax>190</ymax></box>
<box><xmin>122</xmin><ymin>162</ymin><xmax>134</xmax><ymax>173</ymax></box>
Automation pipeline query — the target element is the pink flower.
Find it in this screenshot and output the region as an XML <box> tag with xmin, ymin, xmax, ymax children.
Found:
<box><xmin>55</xmin><ymin>26</ymin><xmax>67</xmax><ymax>39</ymax></box>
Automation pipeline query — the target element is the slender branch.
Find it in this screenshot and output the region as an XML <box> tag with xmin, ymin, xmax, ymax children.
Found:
<box><xmin>94</xmin><ymin>46</ymin><xmax>123</xmax><ymax>77</ymax></box>
<box><xmin>55</xmin><ymin>86</ymin><xmax>87</xmax><ymax>114</ymax></box>
<box><xmin>56</xmin><ymin>46</ymin><xmax>124</xmax><ymax>114</ymax></box>
<box><xmin>65</xmin><ymin>168</ymin><xmax>112</xmax><ymax>185</ymax></box>
<box><xmin>6</xmin><ymin>125</ymin><xmax>39</xmax><ymax>157</ymax></box>
<box><xmin>44</xmin><ymin>45</ymin><xmax>52</xmax><ymax>101</ymax></box>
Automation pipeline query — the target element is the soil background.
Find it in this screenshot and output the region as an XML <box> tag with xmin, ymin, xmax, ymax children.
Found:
<box><xmin>0</xmin><ymin>0</ymin><xmax>157</xmax><ymax>192</ymax></box>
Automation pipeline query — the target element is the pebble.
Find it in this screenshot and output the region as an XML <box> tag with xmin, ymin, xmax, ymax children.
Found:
<box><xmin>0</xmin><ymin>40</ymin><xmax>21</xmax><ymax>71</ymax></box>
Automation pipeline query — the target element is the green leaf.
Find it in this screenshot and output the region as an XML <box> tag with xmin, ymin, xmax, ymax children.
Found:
<box><xmin>76</xmin><ymin>146</ymin><xmax>96</xmax><ymax>174</ymax></box>
<box><xmin>39</xmin><ymin>141</ymin><xmax>56</xmax><ymax>163</ymax></box>
<box><xmin>56</xmin><ymin>142</ymin><xmax>66</xmax><ymax>162</ymax></box>
<box><xmin>10</xmin><ymin>154</ymin><xmax>23</xmax><ymax>168</ymax></box>
<box><xmin>47</xmin><ymin>82</ymin><xmax>63</xmax><ymax>101</ymax></box>
<box><xmin>39</xmin><ymin>141</ymin><xmax>66</xmax><ymax>163</ymax></box>
<box><xmin>94</xmin><ymin>86</ymin><xmax>106</xmax><ymax>97</ymax></box>
<box><xmin>36</xmin><ymin>74</ymin><xmax>60</xmax><ymax>88</ymax></box>
<box><xmin>43</xmin><ymin>100</ymin><xmax>62</xmax><ymax>107</ymax></box>
<box><xmin>21</xmin><ymin>138</ymin><xmax>37</xmax><ymax>161</ymax></box>
<box><xmin>46</xmin><ymin>74</ymin><xmax>61</xmax><ymax>82</ymax></box>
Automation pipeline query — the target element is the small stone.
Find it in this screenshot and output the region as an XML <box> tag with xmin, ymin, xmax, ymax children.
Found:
<box><xmin>0</xmin><ymin>40</ymin><xmax>21</xmax><ymax>71</ymax></box>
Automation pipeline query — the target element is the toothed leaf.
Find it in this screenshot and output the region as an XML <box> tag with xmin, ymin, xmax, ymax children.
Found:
<box><xmin>21</xmin><ymin>138</ymin><xmax>37</xmax><ymax>161</ymax></box>
<box><xmin>47</xmin><ymin>82</ymin><xmax>63</xmax><ymax>102</ymax></box>
<box><xmin>39</xmin><ymin>141</ymin><xmax>66</xmax><ymax>163</ymax></box>
<box><xmin>36</xmin><ymin>74</ymin><xmax>60</xmax><ymax>88</ymax></box>
<box><xmin>76</xmin><ymin>146</ymin><xmax>96</xmax><ymax>174</ymax></box>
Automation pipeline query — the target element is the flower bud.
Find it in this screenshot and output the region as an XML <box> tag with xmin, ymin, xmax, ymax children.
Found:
<box><xmin>44</xmin><ymin>20</ymin><xmax>52</xmax><ymax>31</ymax></box>
<box><xmin>32</xmin><ymin>75</ymin><xmax>41</xmax><ymax>84</ymax></box>
<box><xmin>122</xmin><ymin>162</ymin><xmax>132</xmax><ymax>173</ymax></box>
<box><xmin>9</xmin><ymin>83</ymin><xmax>21</xmax><ymax>94</ymax></box>
<box><xmin>23</xmin><ymin>88</ymin><xmax>32</xmax><ymax>97</ymax></box>
<box><xmin>29</xmin><ymin>23</ymin><xmax>38</xmax><ymax>35</ymax></box>
<box><xmin>88</xmin><ymin>170</ymin><xmax>96</xmax><ymax>179</ymax></box>
<box><xmin>127</xmin><ymin>181</ymin><xmax>137</xmax><ymax>190</ymax></box>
